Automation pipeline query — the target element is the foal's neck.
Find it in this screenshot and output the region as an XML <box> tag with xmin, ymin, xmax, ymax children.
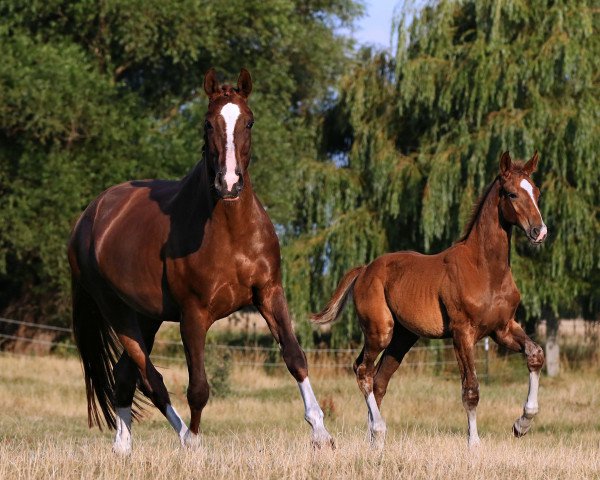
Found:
<box><xmin>465</xmin><ymin>180</ymin><xmax>512</xmax><ymax>272</ymax></box>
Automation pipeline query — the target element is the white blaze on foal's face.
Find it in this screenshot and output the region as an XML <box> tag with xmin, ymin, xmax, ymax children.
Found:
<box><xmin>519</xmin><ymin>178</ymin><xmax>547</xmax><ymax>242</ymax></box>
<box><xmin>219</xmin><ymin>102</ymin><xmax>241</xmax><ymax>191</ymax></box>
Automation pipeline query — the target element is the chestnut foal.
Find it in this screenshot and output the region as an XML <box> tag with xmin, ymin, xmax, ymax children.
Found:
<box><xmin>312</xmin><ymin>151</ymin><xmax>547</xmax><ymax>448</ymax></box>
<box><xmin>69</xmin><ymin>69</ymin><xmax>332</xmax><ymax>454</ymax></box>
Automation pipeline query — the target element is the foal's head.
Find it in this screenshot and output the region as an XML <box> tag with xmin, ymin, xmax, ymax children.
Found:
<box><xmin>498</xmin><ymin>151</ymin><xmax>548</xmax><ymax>244</ymax></box>
<box><xmin>203</xmin><ymin>68</ymin><xmax>254</xmax><ymax>201</ymax></box>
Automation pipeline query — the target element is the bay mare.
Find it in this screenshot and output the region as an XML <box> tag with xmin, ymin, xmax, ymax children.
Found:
<box><xmin>312</xmin><ymin>152</ymin><xmax>548</xmax><ymax>448</ymax></box>
<box><xmin>68</xmin><ymin>69</ymin><xmax>332</xmax><ymax>454</ymax></box>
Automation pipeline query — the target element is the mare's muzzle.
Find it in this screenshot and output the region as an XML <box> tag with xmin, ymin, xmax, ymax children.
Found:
<box><xmin>215</xmin><ymin>169</ymin><xmax>244</xmax><ymax>200</ymax></box>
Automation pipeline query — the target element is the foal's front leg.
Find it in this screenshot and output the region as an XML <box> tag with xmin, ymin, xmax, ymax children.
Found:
<box><xmin>255</xmin><ymin>283</ymin><xmax>333</xmax><ymax>447</ymax></box>
<box><xmin>453</xmin><ymin>332</ymin><xmax>481</xmax><ymax>448</ymax></box>
<box><xmin>493</xmin><ymin>320</ymin><xmax>544</xmax><ymax>437</ymax></box>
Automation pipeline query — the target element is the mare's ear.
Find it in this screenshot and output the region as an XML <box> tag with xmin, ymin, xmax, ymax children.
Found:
<box><xmin>523</xmin><ymin>150</ymin><xmax>539</xmax><ymax>176</ymax></box>
<box><xmin>499</xmin><ymin>151</ymin><xmax>512</xmax><ymax>178</ymax></box>
<box><xmin>204</xmin><ymin>68</ymin><xmax>220</xmax><ymax>97</ymax></box>
<box><xmin>237</xmin><ymin>68</ymin><xmax>252</xmax><ymax>98</ymax></box>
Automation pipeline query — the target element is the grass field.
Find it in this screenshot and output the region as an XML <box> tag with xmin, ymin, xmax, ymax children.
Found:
<box><xmin>0</xmin><ymin>352</ymin><xmax>599</xmax><ymax>479</ymax></box>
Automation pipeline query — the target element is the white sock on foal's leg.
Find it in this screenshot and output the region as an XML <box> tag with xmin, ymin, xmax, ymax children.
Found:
<box><xmin>466</xmin><ymin>408</ymin><xmax>481</xmax><ymax>448</ymax></box>
<box><xmin>514</xmin><ymin>370</ymin><xmax>540</xmax><ymax>436</ymax></box>
<box><xmin>298</xmin><ymin>378</ymin><xmax>333</xmax><ymax>447</ymax></box>
<box><xmin>113</xmin><ymin>407</ymin><xmax>132</xmax><ymax>456</ymax></box>
<box><xmin>365</xmin><ymin>392</ymin><xmax>386</xmax><ymax>448</ymax></box>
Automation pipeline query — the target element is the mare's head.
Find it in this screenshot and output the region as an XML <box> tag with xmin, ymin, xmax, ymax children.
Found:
<box><xmin>203</xmin><ymin>68</ymin><xmax>254</xmax><ymax>201</ymax></box>
<box><xmin>498</xmin><ymin>151</ymin><xmax>548</xmax><ymax>244</ymax></box>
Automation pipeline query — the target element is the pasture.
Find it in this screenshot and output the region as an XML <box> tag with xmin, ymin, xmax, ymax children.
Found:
<box><xmin>1</xmin><ymin>350</ymin><xmax>599</xmax><ymax>479</ymax></box>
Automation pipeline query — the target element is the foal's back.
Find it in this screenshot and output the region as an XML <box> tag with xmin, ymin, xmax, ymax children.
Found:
<box><xmin>353</xmin><ymin>245</ymin><xmax>472</xmax><ymax>339</ymax></box>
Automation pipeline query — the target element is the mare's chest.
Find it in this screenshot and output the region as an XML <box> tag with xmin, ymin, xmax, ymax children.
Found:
<box><xmin>165</xmin><ymin>209</ymin><xmax>278</xmax><ymax>310</ymax></box>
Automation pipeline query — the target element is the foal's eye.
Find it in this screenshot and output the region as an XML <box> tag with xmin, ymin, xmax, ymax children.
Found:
<box><xmin>508</xmin><ymin>192</ymin><xmax>517</xmax><ymax>199</ymax></box>
<box><xmin>205</xmin><ymin>120</ymin><xmax>213</xmax><ymax>130</ymax></box>
<box><xmin>246</xmin><ymin>120</ymin><xmax>254</xmax><ymax>129</ymax></box>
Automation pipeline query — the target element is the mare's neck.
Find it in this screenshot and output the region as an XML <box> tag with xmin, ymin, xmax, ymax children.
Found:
<box><xmin>464</xmin><ymin>180</ymin><xmax>512</xmax><ymax>272</ymax></box>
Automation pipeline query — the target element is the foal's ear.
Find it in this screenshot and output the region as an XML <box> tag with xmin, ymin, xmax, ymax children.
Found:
<box><xmin>204</xmin><ymin>68</ymin><xmax>220</xmax><ymax>97</ymax></box>
<box><xmin>523</xmin><ymin>150</ymin><xmax>539</xmax><ymax>176</ymax></box>
<box><xmin>237</xmin><ymin>68</ymin><xmax>252</xmax><ymax>98</ymax></box>
<box><xmin>499</xmin><ymin>151</ymin><xmax>513</xmax><ymax>177</ymax></box>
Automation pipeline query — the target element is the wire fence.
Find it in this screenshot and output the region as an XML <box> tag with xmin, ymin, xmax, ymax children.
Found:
<box><xmin>0</xmin><ymin>317</ymin><xmax>494</xmax><ymax>377</ymax></box>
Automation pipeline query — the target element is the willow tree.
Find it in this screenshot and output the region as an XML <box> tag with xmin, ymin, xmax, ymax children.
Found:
<box><xmin>284</xmin><ymin>0</ymin><xmax>599</xmax><ymax>346</ymax></box>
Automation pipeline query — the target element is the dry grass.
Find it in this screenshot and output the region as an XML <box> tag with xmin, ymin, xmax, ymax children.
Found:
<box><xmin>0</xmin><ymin>353</ymin><xmax>599</xmax><ymax>479</ymax></box>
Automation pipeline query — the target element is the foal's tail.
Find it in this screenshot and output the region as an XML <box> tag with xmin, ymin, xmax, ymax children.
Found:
<box><xmin>71</xmin><ymin>279</ymin><xmax>118</xmax><ymax>430</ymax></box>
<box><xmin>310</xmin><ymin>266</ymin><xmax>365</xmax><ymax>325</ymax></box>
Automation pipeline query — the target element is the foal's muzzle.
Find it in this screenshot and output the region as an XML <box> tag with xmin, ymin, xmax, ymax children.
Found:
<box><xmin>215</xmin><ymin>170</ymin><xmax>244</xmax><ymax>200</ymax></box>
<box><xmin>528</xmin><ymin>224</ymin><xmax>548</xmax><ymax>244</ymax></box>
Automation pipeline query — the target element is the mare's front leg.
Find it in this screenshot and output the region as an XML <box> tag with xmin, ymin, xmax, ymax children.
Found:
<box><xmin>492</xmin><ymin>319</ymin><xmax>544</xmax><ymax>437</ymax></box>
<box><xmin>179</xmin><ymin>307</ymin><xmax>211</xmax><ymax>448</ymax></box>
<box><xmin>453</xmin><ymin>330</ymin><xmax>481</xmax><ymax>448</ymax></box>
<box><xmin>254</xmin><ymin>283</ymin><xmax>333</xmax><ymax>448</ymax></box>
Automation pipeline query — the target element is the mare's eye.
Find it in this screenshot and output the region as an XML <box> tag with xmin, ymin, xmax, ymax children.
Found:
<box><xmin>508</xmin><ymin>192</ymin><xmax>517</xmax><ymax>199</ymax></box>
<box><xmin>205</xmin><ymin>120</ymin><xmax>213</xmax><ymax>130</ymax></box>
<box><xmin>246</xmin><ymin>120</ymin><xmax>254</xmax><ymax>129</ymax></box>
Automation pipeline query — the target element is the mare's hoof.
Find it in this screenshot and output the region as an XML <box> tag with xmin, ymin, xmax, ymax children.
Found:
<box><xmin>182</xmin><ymin>431</ymin><xmax>202</xmax><ymax>449</ymax></box>
<box><xmin>468</xmin><ymin>437</ymin><xmax>481</xmax><ymax>450</ymax></box>
<box><xmin>112</xmin><ymin>443</ymin><xmax>132</xmax><ymax>457</ymax></box>
<box><xmin>512</xmin><ymin>419</ymin><xmax>530</xmax><ymax>438</ymax></box>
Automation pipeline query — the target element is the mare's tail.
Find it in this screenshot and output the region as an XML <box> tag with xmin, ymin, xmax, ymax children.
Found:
<box><xmin>71</xmin><ymin>279</ymin><xmax>119</xmax><ymax>430</ymax></box>
<box><xmin>310</xmin><ymin>266</ymin><xmax>365</xmax><ymax>325</ymax></box>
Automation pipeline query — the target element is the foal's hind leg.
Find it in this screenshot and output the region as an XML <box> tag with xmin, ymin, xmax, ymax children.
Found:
<box><xmin>492</xmin><ymin>319</ymin><xmax>544</xmax><ymax>437</ymax></box>
<box><xmin>354</xmin><ymin>300</ymin><xmax>394</xmax><ymax>448</ymax></box>
<box><xmin>112</xmin><ymin>317</ymin><xmax>161</xmax><ymax>455</ymax></box>
<box><xmin>255</xmin><ymin>283</ymin><xmax>333</xmax><ymax>447</ymax></box>
<box><xmin>372</xmin><ymin>323</ymin><xmax>419</xmax><ymax>408</ymax></box>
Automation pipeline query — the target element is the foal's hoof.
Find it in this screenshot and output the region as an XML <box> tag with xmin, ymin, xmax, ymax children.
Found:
<box><xmin>512</xmin><ymin>419</ymin><xmax>531</xmax><ymax>438</ymax></box>
<box><xmin>369</xmin><ymin>428</ymin><xmax>386</xmax><ymax>450</ymax></box>
<box><xmin>311</xmin><ymin>430</ymin><xmax>335</xmax><ymax>450</ymax></box>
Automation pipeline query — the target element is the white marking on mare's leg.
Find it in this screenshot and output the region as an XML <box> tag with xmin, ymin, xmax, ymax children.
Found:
<box><xmin>112</xmin><ymin>406</ymin><xmax>132</xmax><ymax>456</ymax></box>
<box><xmin>165</xmin><ymin>404</ymin><xmax>194</xmax><ymax>447</ymax></box>
<box><xmin>514</xmin><ymin>370</ymin><xmax>540</xmax><ymax>437</ymax></box>
<box><xmin>298</xmin><ymin>378</ymin><xmax>333</xmax><ymax>447</ymax></box>
<box><xmin>219</xmin><ymin>103</ymin><xmax>241</xmax><ymax>191</ymax></box>
<box><xmin>366</xmin><ymin>392</ymin><xmax>386</xmax><ymax>448</ymax></box>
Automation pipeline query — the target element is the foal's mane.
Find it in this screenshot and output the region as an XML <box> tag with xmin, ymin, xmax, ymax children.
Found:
<box><xmin>457</xmin><ymin>177</ymin><xmax>499</xmax><ymax>243</ymax></box>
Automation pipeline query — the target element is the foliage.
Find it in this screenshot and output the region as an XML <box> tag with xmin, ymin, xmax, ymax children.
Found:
<box><xmin>0</xmin><ymin>0</ymin><xmax>364</xmax><ymax>325</ymax></box>
<box><xmin>284</xmin><ymin>0</ymin><xmax>600</xmax><ymax>346</ymax></box>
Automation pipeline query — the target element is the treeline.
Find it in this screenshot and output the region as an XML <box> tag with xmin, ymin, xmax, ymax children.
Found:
<box><xmin>0</xmin><ymin>1</ymin><xmax>598</xmax><ymax>347</ymax></box>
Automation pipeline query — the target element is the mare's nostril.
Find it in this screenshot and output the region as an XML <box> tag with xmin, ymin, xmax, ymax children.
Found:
<box><xmin>531</xmin><ymin>227</ymin><xmax>540</xmax><ymax>238</ymax></box>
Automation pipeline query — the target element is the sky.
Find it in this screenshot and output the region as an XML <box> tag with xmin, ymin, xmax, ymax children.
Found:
<box><xmin>353</xmin><ymin>1</ymin><xmax>400</xmax><ymax>50</ymax></box>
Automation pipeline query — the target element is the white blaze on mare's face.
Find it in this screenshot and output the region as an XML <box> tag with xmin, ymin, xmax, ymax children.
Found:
<box><xmin>519</xmin><ymin>178</ymin><xmax>547</xmax><ymax>241</ymax></box>
<box><xmin>219</xmin><ymin>102</ymin><xmax>241</xmax><ymax>191</ymax></box>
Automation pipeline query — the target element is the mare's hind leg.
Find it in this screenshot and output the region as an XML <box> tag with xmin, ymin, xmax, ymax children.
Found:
<box><xmin>354</xmin><ymin>298</ymin><xmax>395</xmax><ymax>448</ymax></box>
<box><xmin>112</xmin><ymin>316</ymin><xmax>161</xmax><ymax>455</ymax></box>
<box><xmin>492</xmin><ymin>319</ymin><xmax>544</xmax><ymax>437</ymax></box>
<box><xmin>255</xmin><ymin>283</ymin><xmax>333</xmax><ymax>447</ymax></box>
<box><xmin>105</xmin><ymin>304</ymin><xmax>189</xmax><ymax>447</ymax></box>
<box><xmin>372</xmin><ymin>323</ymin><xmax>419</xmax><ymax>408</ymax></box>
